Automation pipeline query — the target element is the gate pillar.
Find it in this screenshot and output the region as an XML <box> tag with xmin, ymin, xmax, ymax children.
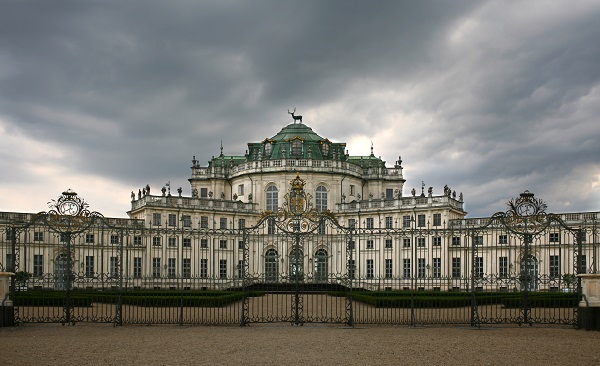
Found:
<box><xmin>578</xmin><ymin>274</ymin><xmax>600</xmax><ymax>330</ymax></box>
<box><xmin>0</xmin><ymin>272</ymin><xmax>15</xmax><ymax>327</ymax></box>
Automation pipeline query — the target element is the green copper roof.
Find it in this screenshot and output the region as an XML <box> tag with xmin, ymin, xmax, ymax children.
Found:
<box><xmin>270</xmin><ymin>123</ymin><xmax>324</xmax><ymax>142</ymax></box>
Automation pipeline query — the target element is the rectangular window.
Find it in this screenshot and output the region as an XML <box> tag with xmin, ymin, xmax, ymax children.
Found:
<box><xmin>348</xmin><ymin>259</ymin><xmax>355</xmax><ymax>279</ymax></box>
<box><xmin>238</xmin><ymin>260</ymin><xmax>244</xmax><ymax>278</ymax></box>
<box><xmin>417</xmin><ymin>258</ymin><xmax>426</xmax><ymax>278</ymax></box>
<box><xmin>499</xmin><ymin>256</ymin><xmax>508</xmax><ymax>277</ymax></box>
<box><xmin>110</xmin><ymin>256</ymin><xmax>119</xmax><ymax>277</ymax></box>
<box><xmin>200</xmin><ymin>238</ymin><xmax>208</xmax><ymax>248</ymax></box>
<box><xmin>200</xmin><ymin>188</ymin><xmax>208</xmax><ymax>198</ymax></box>
<box><xmin>5</xmin><ymin>228</ymin><xmax>15</xmax><ymax>242</ymax></box>
<box><xmin>182</xmin><ymin>215</ymin><xmax>192</xmax><ymax>228</ymax></box>
<box><xmin>134</xmin><ymin>236</ymin><xmax>142</xmax><ymax>246</ymax></box>
<box><xmin>433</xmin><ymin>213</ymin><xmax>442</xmax><ymax>227</ymax></box>
<box><xmin>85</xmin><ymin>256</ymin><xmax>94</xmax><ymax>277</ymax></box>
<box><xmin>5</xmin><ymin>254</ymin><xmax>14</xmax><ymax>272</ymax></box>
<box><xmin>498</xmin><ymin>235</ymin><xmax>508</xmax><ymax>245</ymax></box>
<box><xmin>110</xmin><ymin>235</ymin><xmax>119</xmax><ymax>245</ymax></box>
<box><xmin>432</xmin><ymin>258</ymin><xmax>441</xmax><ymax>278</ymax></box>
<box><xmin>183</xmin><ymin>238</ymin><xmax>191</xmax><ymax>248</ymax></box>
<box><xmin>219</xmin><ymin>259</ymin><xmax>227</xmax><ymax>279</ymax></box>
<box><xmin>219</xmin><ymin>239</ymin><xmax>227</xmax><ymax>249</ymax></box>
<box><xmin>238</xmin><ymin>218</ymin><xmax>245</xmax><ymax>229</ymax></box>
<box><xmin>403</xmin><ymin>259</ymin><xmax>411</xmax><ymax>278</ymax></box>
<box><xmin>475</xmin><ymin>257</ymin><xmax>484</xmax><ymax>277</ymax></box>
<box><xmin>579</xmin><ymin>255</ymin><xmax>587</xmax><ymax>274</ymax></box>
<box><xmin>579</xmin><ymin>230</ymin><xmax>587</xmax><ymax>242</ymax></box>
<box><xmin>348</xmin><ymin>240</ymin><xmax>355</xmax><ymax>250</ymax></box>
<box><xmin>417</xmin><ymin>237</ymin><xmax>426</xmax><ymax>247</ymax></box>
<box><xmin>200</xmin><ymin>216</ymin><xmax>209</xmax><ymax>229</ymax></box>
<box><xmin>183</xmin><ymin>258</ymin><xmax>191</xmax><ymax>278</ymax></box>
<box><xmin>402</xmin><ymin>215</ymin><xmax>411</xmax><ymax>228</ymax></box>
<box><xmin>474</xmin><ymin>236</ymin><xmax>484</xmax><ymax>246</ymax></box>
<box><xmin>168</xmin><ymin>214</ymin><xmax>176</xmax><ymax>227</ymax></box>
<box><xmin>133</xmin><ymin>257</ymin><xmax>142</xmax><ymax>278</ymax></box>
<box><xmin>549</xmin><ymin>233</ymin><xmax>560</xmax><ymax>243</ymax></box>
<box><xmin>219</xmin><ymin>217</ymin><xmax>228</xmax><ymax>229</ymax></box>
<box><xmin>152</xmin><ymin>213</ymin><xmax>162</xmax><ymax>226</ymax></box>
<box><xmin>152</xmin><ymin>258</ymin><xmax>161</xmax><ymax>278</ymax></box>
<box><xmin>238</xmin><ymin>184</ymin><xmax>244</xmax><ymax>196</ymax></box>
<box><xmin>403</xmin><ymin>238</ymin><xmax>411</xmax><ymax>248</ymax></box>
<box><xmin>432</xmin><ymin>237</ymin><xmax>441</xmax><ymax>246</ymax></box>
<box><xmin>366</xmin><ymin>217</ymin><xmax>374</xmax><ymax>229</ymax></box>
<box><xmin>385</xmin><ymin>216</ymin><xmax>393</xmax><ymax>229</ymax></box>
<box><xmin>417</xmin><ymin>214</ymin><xmax>425</xmax><ymax>227</ymax></box>
<box><xmin>452</xmin><ymin>258</ymin><xmax>461</xmax><ymax>278</ymax></box>
<box><xmin>60</xmin><ymin>233</ymin><xmax>68</xmax><ymax>243</ymax></box>
<box><xmin>318</xmin><ymin>219</ymin><xmax>326</xmax><ymax>235</ymax></box>
<box><xmin>34</xmin><ymin>231</ymin><xmax>44</xmax><ymax>242</ymax></box>
<box><xmin>385</xmin><ymin>238</ymin><xmax>393</xmax><ymax>249</ymax></box>
<box><xmin>168</xmin><ymin>237</ymin><xmax>177</xmax><ymax>247</ymax></box>
<box><xmin>238</xmin><ymin>240</ymin><xmax>245</xmax><ymax>250</ymax></box>
<box><xmin>85</xmin><ymin>234</ymin><xmax>95</xmax><ymax>244</ymax></box>
<box><xmin>33</xmin><ymin>254</ymin><xmax>43</xmax><ymax>277</ymax></box>
<box><xmin>152</xmin><ymin>237</ymin><xmax>161</xmax><ymax>247</ymax></box>
<box><xmin>452</xmin><ymin>236</ymin><xmax>461</xmax><ymax>246</ymax></box>
<box><xmin>200</xmin><ymin>259</ymin><xmax>208</xmax><ymax>278</ymax></box>
<box><xmin>350</xmin><ymin>185</ymin><xmax>356</xmax><ymax>196</ymax></box>
<box><xmin>366</xmin><ymin>259</ymin><xmax>374</xmax><ymax>279</ymax></box>
<box><xmin>348</xmin><ymin>219</ymin><xmax>356</xmax><ymax>228</ymax></box>
<box><xmin>386</xmin><ymin>188</ymin><xmax>394</xmax><ymax>199</ymax></box>
<box><xmin>366</xmin><ymin>239</ymin><xmax>374</xmax><ymax>249</ymax></box>
<box><xmin>168</xmin><ymin>258</ymin><xmax>176</xmax><ymax>278</ymax></box>
<box><xmin>268</xmin><ymin>218</ymin><xmax>276</xmax><ymax>234</ymax></box>
<box><xmin>385</xmin><ymin>259</ymin><xmax>393</xmax><ymax>278</ymax></box>
<box><xmin>549</xmin><ymin>255</ymin><xmax>560</xmax><ymax>278</ymax></box>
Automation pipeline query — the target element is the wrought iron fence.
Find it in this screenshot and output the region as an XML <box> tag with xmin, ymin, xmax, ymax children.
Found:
<box><xmin>0</xmin><ymin>189</ymin><xmax>595</xmax><ymax>327</ymax></box>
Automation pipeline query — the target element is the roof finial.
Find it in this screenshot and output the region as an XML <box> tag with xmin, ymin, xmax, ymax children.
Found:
<box><xmin>220</xmin><ymin>140</ymin><xmax>223</xmax><ymax>156</ymax></box>
<box><xmin>370</xmin><ymin>141</ymin><xmax>374</xmax><ymax>156</ymax></box>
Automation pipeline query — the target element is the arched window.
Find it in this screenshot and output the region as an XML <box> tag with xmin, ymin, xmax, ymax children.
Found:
<box><xmin>314</xmin><ymin>249</ymin><xmax>328</xmax><ymax>282</ymax></box>
<box><xmin>266</xmin><ymin>186</ymin><xmax>278</xmax><ymax>211</ymax></box>
<box><xmin>265</xmin><ymin>249</ymin><xmax>279</xmax><ymax>282</ymax></box>
<box><xmin>316</xmin><ymin>186</ymin><xmax>327</xmax><ymax>212</ymax></box>
<box><xmin>291</xmin><ymin>139</ymin><xmax>302</xmax><ymax>156</ymax></box>
<box><xmin>264</xmin><ymin>142</ymin><xmax>271</xmax><ymax>157</ymax></box>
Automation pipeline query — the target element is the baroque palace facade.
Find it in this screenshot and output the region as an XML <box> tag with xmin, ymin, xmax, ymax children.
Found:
<box><xmin>1</xmin><ymin>119</ymin><xmax>598</xmax><ymax>291</ymax></box>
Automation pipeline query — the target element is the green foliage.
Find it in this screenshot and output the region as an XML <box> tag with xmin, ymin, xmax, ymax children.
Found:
<box><xmin>14</xmin><ymin>271</ymin><xmax>32</xmax><ymax>282</ymax></box>
<box><xmin>332</xmin><ymin>290</ymin><xmax>578</xmax><ymax>308</ymax></box>
<box><xmin>12</xmin><ymin>290</ymin><xmax>265</xmax><ymax>308</ymax></box>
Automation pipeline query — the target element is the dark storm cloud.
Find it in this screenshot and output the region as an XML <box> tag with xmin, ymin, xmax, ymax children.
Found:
<box><xmin>0</xmin><ymin>0</ymin><xmax>598</xmax><ymax>217</ymax></box>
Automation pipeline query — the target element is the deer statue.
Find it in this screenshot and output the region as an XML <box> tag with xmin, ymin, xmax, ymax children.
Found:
<box><xmin>288</xmin><ymin>108</ymin><xmax>303</xmax><ymax>123</ymax></box>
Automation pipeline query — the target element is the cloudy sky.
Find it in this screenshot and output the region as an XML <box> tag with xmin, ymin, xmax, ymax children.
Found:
<box><xmin>1</xmin><ymin>0</ymin><xmax>599</xmax><ymax>218</ymax></box>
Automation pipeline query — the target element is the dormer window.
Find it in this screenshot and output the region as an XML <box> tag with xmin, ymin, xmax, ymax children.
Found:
<box><xmin>291</xmin><ymin>139</ymin><xmax>302</xmax><ymax>156</ymax></box>
<box><xmin>322</xmin><ymin>142</ymin><xmax>330</xmax><ymax>156</ymax></box>
<box><xmin>264</xmin><ymin>142</ymin><xmax>271</xmax><ymax>156</ymax></box>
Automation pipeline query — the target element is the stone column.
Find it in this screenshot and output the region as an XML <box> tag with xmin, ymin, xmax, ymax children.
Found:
<box><xmin>578</xmin><ymin>274</ymin><xmax>600</xmax><ymax>330</ymax></box>
<box><xmin>0</xmin><ymin>272</ymin><xmax>15</xmax><ymax>327</ymax></box>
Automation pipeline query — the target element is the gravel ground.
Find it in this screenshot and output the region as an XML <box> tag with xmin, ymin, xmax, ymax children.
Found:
<box><xmin>1</xmin><ymin>323</ymin><xmax>599</xmax><ymax>365</ymax></box>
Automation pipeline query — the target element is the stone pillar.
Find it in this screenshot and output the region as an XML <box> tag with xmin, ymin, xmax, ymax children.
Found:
<box><xmin>578</xmin><ymin>274</ymin><xmax>600</xmax><ymax>330</ymax></box>
<box><xmin>0</xmin><ymin>272</ymin><xmax>15</xmax><ymax>327</ymax></box>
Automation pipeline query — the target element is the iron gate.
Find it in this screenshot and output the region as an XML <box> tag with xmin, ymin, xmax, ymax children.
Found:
<box><xmin>240</xmin><ymin>176</ymin><xmax>353</xmax><ymax>325</ymax></box>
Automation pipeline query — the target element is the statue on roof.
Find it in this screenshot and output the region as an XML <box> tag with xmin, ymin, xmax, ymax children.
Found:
<box><xmin>288</xmin><ymin>108</ymin><xmax>303</xmax><ymax>124</ymax></box>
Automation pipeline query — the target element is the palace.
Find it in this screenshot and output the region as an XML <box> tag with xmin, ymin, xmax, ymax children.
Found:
<box><xmin>1</xmin><ymin>118</ymin><xmax>598</xmax><ymax>292</ymax></box>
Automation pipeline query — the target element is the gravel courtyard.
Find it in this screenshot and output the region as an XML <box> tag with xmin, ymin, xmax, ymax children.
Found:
<box><xmin>2</xmin><ymin>323</ymin><xmax>599</xmax><ymax>365</ymax></box>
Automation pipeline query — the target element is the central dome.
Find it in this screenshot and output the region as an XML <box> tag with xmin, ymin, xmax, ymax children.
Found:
<box><xmin>270</xmin><ymin>123</ymin><xmax>324</xmax><ymax>142</ymax></box>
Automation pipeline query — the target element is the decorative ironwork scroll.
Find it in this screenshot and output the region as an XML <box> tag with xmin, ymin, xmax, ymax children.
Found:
<box><xmin>39</xmin><ymin>189</ymin><xmax>104</xmax><ymax>234</ymax></box>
